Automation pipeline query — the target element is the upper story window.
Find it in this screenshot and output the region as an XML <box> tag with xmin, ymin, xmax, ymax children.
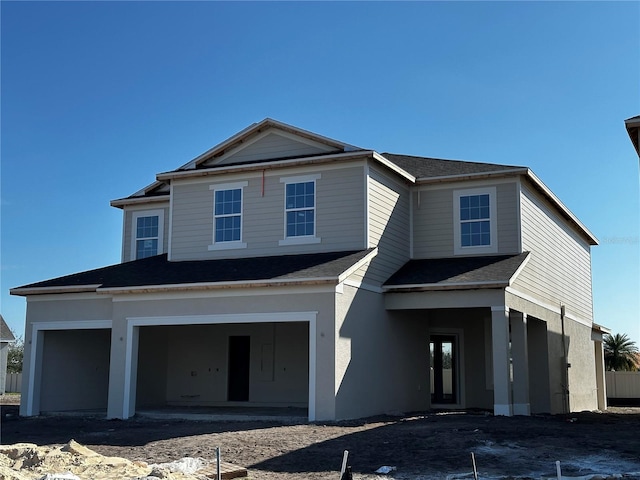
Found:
<box><xmin>460</xmin><ymin>194</ymin><xmax>490</xmax><ymax>246</ymax></box>
<box><xmin>279</xmin><ymin>174</ymin><xmax>321</xmax><ymax>246</ymax></box>
<box><xmin>453</xmin><ymin>187</ymin><xmax>497</xmax><ymax>255</ymax></box>
<box><xmin>132</xmin><ymin>210</ymin><xmax>164</xmax><ymax>259</ymax></box>
<box><xmin>209</xmin><ymin>181</ymin><xmax>248</xmax><ymax>250</ymax></box>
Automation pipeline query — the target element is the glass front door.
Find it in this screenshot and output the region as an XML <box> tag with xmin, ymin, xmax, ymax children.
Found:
<box><xmin>430</xmin><ymin>335</ymin><xmax>457</xmax><ymax>404</ymax></box>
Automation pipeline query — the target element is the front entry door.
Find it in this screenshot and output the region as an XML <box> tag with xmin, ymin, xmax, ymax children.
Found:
<box><xmin>430</xmin><ymin>335</ymin><xmax>457</xmax><ymax>404</ymax></box>
<box><xmin>228</xmin><ymin>336</ymin><xmax>250</xmax><ymax>401</ymax></box>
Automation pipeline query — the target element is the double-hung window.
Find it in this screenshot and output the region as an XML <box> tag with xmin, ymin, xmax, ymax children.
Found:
<box><xmin>209</xmin><ymin>181</ymin><xmax>247</xmax><ymax>250</ymax></box>
<box><xmin>132</xmin><ymin>210</ymin><xmax>164</xmax><ymax>259</ymax></box>
<box><xmin>279</xmin><ymin>174</ymin><xmax>321</xmax><ymax>245</ymax></box>
<box><xmin>453</xmin><ymin>187</ymin><xmax>497</xmax><ymax>255</ymax></box>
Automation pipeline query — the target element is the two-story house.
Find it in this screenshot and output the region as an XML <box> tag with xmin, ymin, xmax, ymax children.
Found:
<box><xmin>11</xmin><ymin>119</ymin><xmax>607</xmax><ymax>421</ymax></box>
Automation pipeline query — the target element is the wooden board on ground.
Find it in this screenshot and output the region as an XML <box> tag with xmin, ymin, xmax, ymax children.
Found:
<box><xmin>197</xmin><ymin>460</ymin><xmax>248</xmax><ymax>479</ymax></box>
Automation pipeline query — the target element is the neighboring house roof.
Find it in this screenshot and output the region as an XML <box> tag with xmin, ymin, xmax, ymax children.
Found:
<box><xmin>11</xmin><ymin>249</ymin><xmax>377</xmax><ymax>296</ymax></box>
<box><xmin>0</xmin><ymin>315</ymin><xmax>16</xmax><ymax>343</ymax></box>
<box><xmin>383</xmin><ymin>252</ymin><xmax>530</xmax><ymax>291</ymax></box>
<box><xmin>625</xmin><ymin>115</ymin><xmax>640</xmax><ymax>157</ymax></box>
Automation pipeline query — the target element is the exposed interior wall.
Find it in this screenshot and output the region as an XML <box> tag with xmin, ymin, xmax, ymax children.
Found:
<box><xmin>40</xmin><ymin>329</ymin><xmax>111</xmax><ymax>412</ymax></box>
<box><xmin>136</xmin><ymin>322</ymin><xmax>309</xmax><ymax>407</ymax></box>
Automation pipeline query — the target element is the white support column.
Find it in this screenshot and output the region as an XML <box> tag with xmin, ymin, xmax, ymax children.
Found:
<box><xmin>491</xmin><ymin>306</ymin><xmax>512</xmax><ymax>416</ymax></box>
<box><xmin>510</xmin><ymin>311</ymin><xmax>530</xmax><ymax>415</ymax></box>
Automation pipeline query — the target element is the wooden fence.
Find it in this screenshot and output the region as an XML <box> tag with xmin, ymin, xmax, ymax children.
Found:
<box><xmin>605</xmin><ymin>371</ymin><xmax>640</xmax><ymax>399</ymax></box>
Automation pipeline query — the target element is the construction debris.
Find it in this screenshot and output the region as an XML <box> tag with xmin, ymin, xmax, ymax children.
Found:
<box><xmin>0</xmin><ymin>440</ymin><xmax>247</xmax><ymax>480</ymax></box>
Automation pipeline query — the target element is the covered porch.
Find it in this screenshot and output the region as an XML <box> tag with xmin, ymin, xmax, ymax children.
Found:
<box><xmin>384</xmin><ymin>253</ymin><xmax>555</xmax><ymax>416</ymax></box>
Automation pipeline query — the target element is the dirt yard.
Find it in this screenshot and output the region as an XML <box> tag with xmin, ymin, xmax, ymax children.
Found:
<box><xmin>1</xmin><ymin>397</ymin><xmax>639</xmax><ymax>480</ymax></box>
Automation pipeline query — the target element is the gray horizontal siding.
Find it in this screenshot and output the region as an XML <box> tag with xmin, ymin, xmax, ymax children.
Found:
<box><xmin>412</xmin><ymin>181</ymin><xmax>520</xmax><ymax>258</ymax></box>
<box><xmin>496</xmin><ymin>182</ymin><xmax>520</xmax><ymax>254</ymax></box>
<box><xmin>170</xmin><ymin>165</ymin><xmax>366</xmax><ymax>261</ymax></box>
<box><xmin>122</xmin><ymin>204</ymin><xmax>170</xmax><ymax>262</ymax></box>
<box><xmin>412</xmin><ymin>188</ymin><xmax>454</xmax><ymax>258</ymax></box>
<box><xmin>365</xmin><ymin>167</ymin><xmax>410</xmax><ymax>284</ymax></box>
<box><xmin>513</xmin><ymin>182</ymin><xmax>593</xmax><ymax>322</ymax></box>
<box><xmin>214</xmin><ymin>132</ymin><xmax>333</xmax><ymax>166</ymax></box>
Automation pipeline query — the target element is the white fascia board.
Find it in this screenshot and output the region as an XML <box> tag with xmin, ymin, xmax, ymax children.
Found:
<box><xmin>213</xmin><ymin>129</ymin><xmax>337</xmax><ymax>166</ymax></box>
<box><xmin>97</xmin><ymin>277</ymin><xmax>339</xmax><ymax>295</ymax></box>
<box><xmin>180</xmin><ymin>119</ymin><xmax>360</xmax><ymax>171</ymax></box>
<box><xmin>507</xmin><ymin>252</ymin><xmax>531</xmax><ymax>286</ymax></box>
<box><xmin>524</xmin><ymin>170</ymin><xmax>598</xmax><ymax>245</ymax></box>
<box><xmin>180</xmin><ymin>121</ymin><xmax>262</xmax><ymax>170</ymax></box>
<box><xmin>415</xmin><ymin>168</ymin><xmax>529</xmax><ymax>185</ymax></box>
<box><xmin>110</xmin><ymin>194</ymin><xmax>170</xmax><ymax>208</ymax></box>
<box><xmin>382</xmin><ymin>280</ymin><xmax>509</xmax><ymax>292</ymax></box>
<box><xmin>372</xmin><ymin>152</ymin><xmax>416</xmax><ymax>183</ymax></box>
<box><xmin>262</xmin><ymin>118</ymin><xmax>361</xmax><ymax>151</ymax></box>
<box><xmin>10</xmin><ymin>284</ymin><xmax>102</xmax><ymax>296</ymax></box>
<box><xmin>592</xmin><ymin>323</ymin><xmax>612</xmax><ymax>334</ymax></box>
<box><xmin>337</xmin><ymin>248</ymin><xmax>378</xmax><ymax>283</ymax></box>
<box><xmin>156</xmin><ymin>151</ymin><xmax>376</xmax><ymax>181</ymax></box>
<box><xmin>624</xmin><ymin>116</ymin><xmax>640</xmax><ymax>127</ymax></box>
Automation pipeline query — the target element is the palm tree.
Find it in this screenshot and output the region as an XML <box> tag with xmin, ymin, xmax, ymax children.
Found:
<box><xmin>604</xmin><ymin>333</ymin><xmax>639</xmax><ymax>371</ymax></box>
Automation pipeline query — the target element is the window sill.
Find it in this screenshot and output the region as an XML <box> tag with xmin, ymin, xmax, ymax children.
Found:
<box><xmin>208</xmin><ymin>242</ymin><xmax>247</xmax><ymax>251</ymax></box>
<box><xmin>279</xmin><ymin>236</ymin><xmax>321</xmax><ymax>246</ymax></box>
<box><xmin>453</xmin><ymin>244</ymin><xmax>498</xmax><ymax>256</ymax></box>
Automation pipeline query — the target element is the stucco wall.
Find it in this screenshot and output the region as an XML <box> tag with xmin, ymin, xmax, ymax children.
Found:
<box><xmin>334</xmin><ymin>285</ymin><xmax>429</xmax><ymax>419</ymax></box>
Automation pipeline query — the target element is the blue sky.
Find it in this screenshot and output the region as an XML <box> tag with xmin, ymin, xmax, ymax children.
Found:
<box><xmin>1</xmin><ymin>2</ymin><xmax>638</xmax><ymax>343</ymax></box>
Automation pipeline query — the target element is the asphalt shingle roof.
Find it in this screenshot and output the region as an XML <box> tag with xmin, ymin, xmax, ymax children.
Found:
<box><xmin>382</xmin><ymin>153</ymin><xmax>525</xmax><ymax>179</ymax></box>
<box><xmin>13</xmin><ymin>249</ymin><xmax>375</xmax><ymax>292</ymax></box>
<box><xmin>384</xmin><ymin>253</ymin><xmax>529</xmax><ymax>289</ymax></box>
<box><xmin>0</xmin><ymin>315</ymin><xmax>16</xmax><ymax>342</ymax></box>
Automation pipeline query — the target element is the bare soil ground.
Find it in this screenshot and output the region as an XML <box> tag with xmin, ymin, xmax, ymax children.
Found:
<box><xmin>1</xmin><ymin>396</ymin><xmax>639</xmax><ymax>480</ymax></box>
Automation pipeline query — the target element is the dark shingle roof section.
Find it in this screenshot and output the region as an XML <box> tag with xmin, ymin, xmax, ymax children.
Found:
<box><xmin>0</xmin><ymin>315</ymin><xmax>16</xmax><ymax>342</ymax></box>
<box><xmin>382</xmin><ymin>153</ymin><xmax>525</xmax><ymax>179</ymax></box>
<box><xmin>384</xmin><ymin>253</ymin><xmax>529</xmax><ymax>290</ymax></box>
<box><xmin>13</xmin><ymin>250</ymin><xmax>375</xmax><ymax>292</ymax></box>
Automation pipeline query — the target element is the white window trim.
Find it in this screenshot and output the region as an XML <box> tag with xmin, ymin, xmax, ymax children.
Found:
<box><xmin>279</xmin><ymin>174</ymin><xmax>322</xmax><ymax>246</ymax></box>
<box><xmin>453</xmin><ymin>186</ymin><xmax>497</xmax><ymax>255</ymax></box>
<box><xmin>131</xmin><ymin>209</ymin><xmax>164</xmax><ymax>260</ymax></box>
<box><xmin>209</xmin><ymin>181</ymin><xmax>248</xmax><ymax>250</ymax></box>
